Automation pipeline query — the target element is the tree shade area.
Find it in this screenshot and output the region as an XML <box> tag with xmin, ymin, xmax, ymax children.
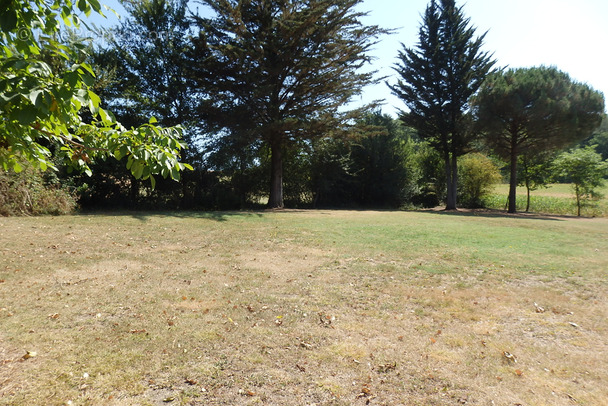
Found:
<box><xmin>1</xmin><ymin>0</ymin><xmax>606</xmax><ymax>214</ymax></box>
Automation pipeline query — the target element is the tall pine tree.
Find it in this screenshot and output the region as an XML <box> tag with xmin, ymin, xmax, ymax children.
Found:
<box><xmin>472</xmin><ymin>66</ymin><xmax>604</xmax><ymax>213</ymax></box>
<box><xmin>192</xmin><ymin>0</ymin><xmax>387</xmax><ymax>208</ymax></box>
<box><xmin>390</xmin><ymin>0</ymin><xmax>494</xmax><ymax>210</ymax></box>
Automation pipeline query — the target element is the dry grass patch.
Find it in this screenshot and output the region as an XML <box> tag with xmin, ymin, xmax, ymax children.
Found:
<box><xmin>1</xmin><ymin>210</ymin><xmax>607</xmax><ymax>405</ymax></box>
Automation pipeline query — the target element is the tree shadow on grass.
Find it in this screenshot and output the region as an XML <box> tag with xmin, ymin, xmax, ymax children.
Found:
<box><xmin>416</xmin><ymin>207</ymin><xmax>570</xmax><ymax>221</ymax></box>
<box><xmin>77</xmin><ymin>209</ymin><xmax>267</xmax><ymax>222</ymax></box>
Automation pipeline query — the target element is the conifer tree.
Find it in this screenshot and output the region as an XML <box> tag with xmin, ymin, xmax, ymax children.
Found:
<box><xmin>390</xmin><ymin>0</ymin><xmax>495</xmax><ymax>210</ymax></box>
<box><xmin>192</xmin><ymin>0</ymin><xmax>386</xmax><ymax>208</ymax></box>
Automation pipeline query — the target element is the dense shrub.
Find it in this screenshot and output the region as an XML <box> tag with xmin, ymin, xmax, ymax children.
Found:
<box><xmin>458</xmin><ymin>153</ymin><xmax>502</xmax><ymax>208</ymax></box>
<box><xmin>0</xmin><ymin>161</ymin><xmax>77</xmax><ymax>216</ymax></box>
<box><xmin>411</xmin><ymin>143</ymin><xmax>445</xmax><ymax>208</ymax></box>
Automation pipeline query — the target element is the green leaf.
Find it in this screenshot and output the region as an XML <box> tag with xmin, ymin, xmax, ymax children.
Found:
<box><xmin>80</xmin><ymin>62</ymin><xmax>96</xmax><ymax>78</ymax></box>
<box><xmin>99</xmin><ymin>107</ymin><xmax>116</xmax><ymax>125</ymax></box>
<box><xmin>149</xmin><ymin>116</ymin><xmax>158</xmax><ymax>124</ymax></box>
<box><xmin>171</xmin><ymin>166</ymin><xmax>180</xmax><ymax>181</ymax></box>
<box><xmin>64</xmin><ymin>71</ymin><xmax>79</xmax><ymax>87</ymax></box>
<box><xmin>88</xmin><ymin>90</ymin><xmax>100</xmax><ymax>114</ymax></box>
<box><xmin>28</xmin><ymin>89</ymin><xmax>44</xmax><ymax>106</ymax></box>
<box><xmin>16</xmin><ymin>105</ymin><xmax>39</xmax><ymax>124</ymax></box>
<box><xmin>82</xmin><ymin>72</ymin><xmax>95</xmax><ymax>87</ymax></box>
<box><xmin>13</xmin><ymin>161</ymin><xmax>23</xmax><ymax>173</ymax></box>
<box><xmin>77</xmin><ymin>0</ymin><xmax>89</xmax><ymax>14</ymax></box>
<box><xmin>132</xmin><ymin>162</ymin><xmax>144</xmax><ymax>179</ymax></box>
<box><xmin>149</xmin><ymin>174</ymin><xmax>156</xmax><ymax>189</ymax></box>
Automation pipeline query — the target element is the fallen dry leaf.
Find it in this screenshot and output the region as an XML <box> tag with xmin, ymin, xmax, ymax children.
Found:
<box><xmin>299</xmin><ymin>341</ymin><xmax>313</xmax><ymax>350</ymax></box>
<box><xmin>534</xmin><ymin>302</ymin><xmax>545</xmax><ymax>313</ymax></box>
<box><xmin>318</xmin><ymin>312</ymin><xmax>335</xmax><ymax>327</ymax></box>
<box><xmin>22</xmin><ymin>351</ymin><xmax>37</xmax><ymax>360</ymax></box>
<box><xmin>356</xmin><ymin>385</ymin><xmax>372</xmax><ymax>399</ymax></box>
<box><xmin>503</xmin><ymin>351</ymin><xmax>517</xmax><ymax>363</ymax></box>
<box><xmin>376</xmin><ymin>362</ymin><xmax>397</xmax><ymax>373</ymax></box>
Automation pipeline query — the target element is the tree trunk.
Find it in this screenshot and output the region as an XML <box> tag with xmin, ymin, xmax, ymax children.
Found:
<box><xmin>508</xmin><ymin>141</ymin><xmax>518</xmax><ymax>213</ymax></box>
<box><xmin>445</xmin><ymin>152</ymin><xmax>457</xmax><ymax>210</ymax></box>
<box><xmin>268</xmin><ymin>138</ymin><xmax>284</xmax><ymax>209</ymax></box>
<box><xmin>575</xmin><ymin>185</ymin><xmax>581</xmax><ymax>216</ymax></box>
<box><xmin>525</xmin><ymin>184</ymin><xmax>531</xmax><ymax>212</ymax></box>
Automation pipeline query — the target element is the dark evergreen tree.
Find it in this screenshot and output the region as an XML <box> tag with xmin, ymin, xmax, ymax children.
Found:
<box><xmin>98</xmin><ymin>0</ymin><xmax>196</xmax><ymax>130</ymax></box>
<box><xmin>584</xmin><ymin>116</ymin><xmax>608</xmax><ymax>161</ymax></box>
<box><xmin>389</xmin><ymin>0</ymin><xmax>495</xmax><ymax>210</ymax></box>
<box><xmin>349</xmin><ymin>112</ymin><xmax>419</xmax><ymax>207</ymax></box>
<box><xmin>191</xmin><ymin>0</ymin><xmax>387</xmax><ymax>208</ymax></box>
<box><xmin>472</xmin><ymin>66</ymin><xmax>605</xmax><ymax>213</ymax></box>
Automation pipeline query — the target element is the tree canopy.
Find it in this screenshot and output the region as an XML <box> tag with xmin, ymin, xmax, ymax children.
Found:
<box><xmin>390</xmin><ymin>0</ymin><xmax>495</xmax><ymax>210</ymax></box>
<box><xmin>98</xmin><ymin>0</ymin><xmax>195</xmax><ymax>129</ymax></box>
<box><xmin>191</xmin><ymin>0</ymin><xmax>387</xmax><ymax>208</ymax></box>
<box><xmin>0</xmin><ymin>0</ymin><xmax>191</xmax><ymax>186</ymax></box>
<box><xmin>472</xmin><ymin>66</ymin><xmax>605</xmax><ymax>213</ymax></box>
<box><xmin>553</xmin><ymin>146</ymin><xmax>608</xmax><ymax>216</ymax></box>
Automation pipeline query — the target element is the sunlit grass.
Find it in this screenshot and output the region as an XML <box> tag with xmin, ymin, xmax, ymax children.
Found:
<box><xmin>1</xmin><ymin>210</ymin><xmax>608</xmax><ymax>405</ymax></box>
<box><xmin>486</xmin><ymin>183</ymin><xmax>608</xmax><ymax>216</ymax></box>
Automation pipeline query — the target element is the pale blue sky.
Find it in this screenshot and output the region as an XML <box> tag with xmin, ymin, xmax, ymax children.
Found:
<box><xmin>358</xmin><ymin>0</ymin><xmax>608</xmax><ymax>115</ymax></box>
<box><xmin>88</xmin><ymin>0</ymin><xmax>608</xmax><ymax>116</ymax></box>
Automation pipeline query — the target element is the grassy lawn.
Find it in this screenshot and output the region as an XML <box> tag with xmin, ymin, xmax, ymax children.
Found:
<box><xmin>1</xmin><ymin>210</ymin><xmax>608</xmax><ymax>405</ymax></box>
<box><xmin>487</xmin><ymin>183</ymin><xmax>608</xmax><ymax>217</ymax></box>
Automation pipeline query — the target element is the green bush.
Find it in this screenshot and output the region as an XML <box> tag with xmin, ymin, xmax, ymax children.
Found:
<box><xmin>0</xmin><ymin>159</ymin><xmax>77</xmax><ymax>216</ymax></box>
<box><xmin>458</xmin><ymin>153</ymin><xmax>502</xmax><ymax>208</ymax></box>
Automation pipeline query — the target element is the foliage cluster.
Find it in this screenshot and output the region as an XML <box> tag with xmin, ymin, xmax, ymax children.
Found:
<box><xmin>553</xmin><ymin>146</ymin><xmax>608</xmax><ymax>216</ymax></box>
<box><xmin>0</xmin><ymin>0</ymin><xmax>191</xmax><ymax>185</ymax></box>
<box><xmin>457</xmin><ymin>153</ymin><xmax>502</xmax><ymax>208</ymax></box>
<box><xmin>1</xmin><ymin>0</ymin><xmax>606</xmax><ymax>216</ymax></box>
<box><xmin>0</xmin><ymin>155</ymin><xmax>76</xmax><ymax>215</ymax></box>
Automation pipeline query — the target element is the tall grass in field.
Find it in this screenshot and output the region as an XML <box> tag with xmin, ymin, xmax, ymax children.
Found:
<box><xmin>485</xmin><ymin>183</ymin><xmax>608</xmax><ymax>217</ymax></box>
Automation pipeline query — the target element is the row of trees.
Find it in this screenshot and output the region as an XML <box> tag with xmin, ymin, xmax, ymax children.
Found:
<box><xmin>391</xmin><ymin>0</ymin><xmax>605</xmax><ymax>213</ymax></box>
<box><xmin>2</xmin><ymin>0</ymin><xmax>606</xmax><ymax>213</ymax></box>
<box><xmin>95</xmin><ymin>0</ymin><xmax>605</xmax><ymax>212</ymax></box>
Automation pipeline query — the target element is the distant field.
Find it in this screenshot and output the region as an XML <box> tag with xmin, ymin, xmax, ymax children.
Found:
<box><xmin>487</xmin><ymin>183</ymin><xmax>608</xmax><ymax>217</ymax></box>
<box><xmin>1</xmin><ymin>210</ymin><xmax>607</xmax><ymax>405</ymax></box>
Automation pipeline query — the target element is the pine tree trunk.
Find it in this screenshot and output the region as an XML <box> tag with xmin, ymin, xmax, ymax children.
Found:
<box><xmin>508</xmin><ymin>144</ymin><xmax>518</xmax><ymax>214</ymax></box>
<box><xmin>268</xmin><ymin>138</ymin><xmax>284</xmax><ymax>209</ymax></box>
<box><xmin>445</xmin><ymin>152</ymin><xmax>458</xmax><ymax>210</ymax></box>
